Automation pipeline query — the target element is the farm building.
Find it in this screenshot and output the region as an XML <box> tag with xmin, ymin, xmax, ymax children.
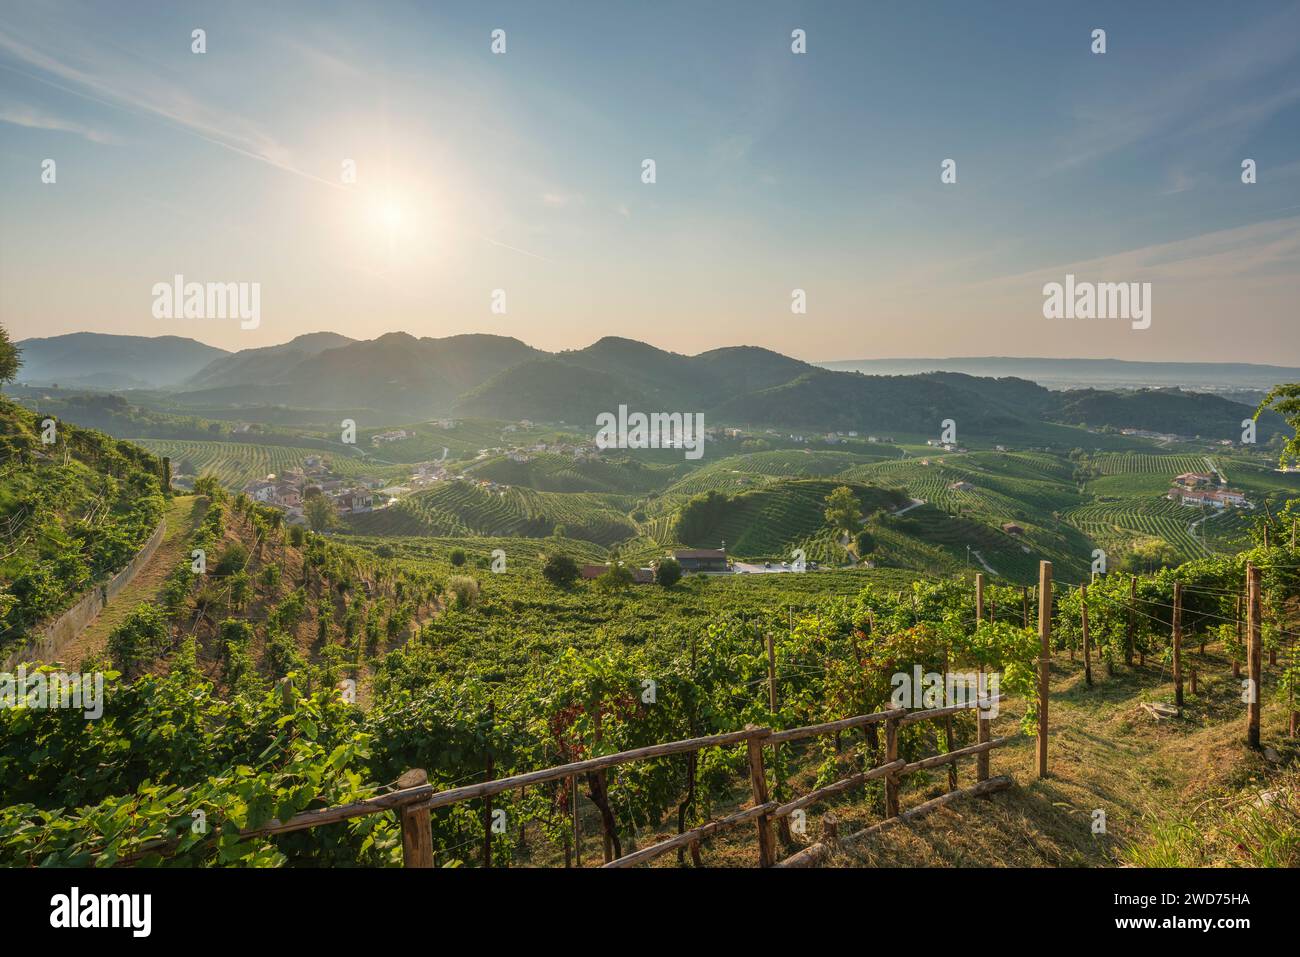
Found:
<box><xmin>948</xmin><ymin>481</ymin><xmax>975</xmax><ymax>492</ymax></box>
<box><xmin>672</xmin><ymin>548</ymin><xmax>728</xmax><ymax>573</ymax></box>
<box><xmin>1001</xmin><ymin>522</ymin><xmax>1025</xmax><ymax>536</ymax></box>
<box><xmin>1172</xmin><ymin>471</ymin><xmax>1216</xmax><ymax>488</ymax></box>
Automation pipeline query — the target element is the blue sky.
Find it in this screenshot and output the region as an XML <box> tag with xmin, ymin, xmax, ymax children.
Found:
<box><xmin>2</xmin><ymin>0</ymin><xmax>1299</xmax><ymax>362</ymax></box>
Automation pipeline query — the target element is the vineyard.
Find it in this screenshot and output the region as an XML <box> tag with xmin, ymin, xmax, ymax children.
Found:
<box><xmin>347</xmin><ymin>480</ymin><xmax>640</xmax><ymax>547</ymax></box>
<box><xmin>4</xmin><ymin>474</ymin><xmax>1299</xmax><ymax>868</ymax></box>
<box><xmin>130</xmin><ymin>438</ymin><xmax>408</xmax><ymax>487</ymax></box>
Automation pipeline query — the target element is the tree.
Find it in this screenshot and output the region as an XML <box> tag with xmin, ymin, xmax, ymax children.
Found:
<box><xmin>305</xmin><ymin>495</ymin><xmax>336</xmax><ymax>532</ymax></box>
<box><xmin>542</xmin><ymin>552</ymin><xmax>579</xmax><ymax>587</ymax></box>
<box><xmin>0</xmin><ymin>323</ymin><xmax>21</xmax><ymax>386</ymax></box>
<box><xmin>1256</xmin><ymin>383</ymin><xmax>1300</xmax><ymax>466</ymax></box>
<box><xmin>1117</xmin><ymin>539</ymin><xmax>1179</xmax><ymax>575</ymax></box>
<box><xmin>655</xmin><ymin>557</ymin><xmax>682</xmax><ymax>587</ymax></box>
<box><xmin>855</xmin><ymin>529</ymin><xmax>874</xmax><ymax>557</ymax></box>
<box><xmin>824</xmin><ymin>485</ymin><xmax>862</xmax><ymax>533</ymax></box>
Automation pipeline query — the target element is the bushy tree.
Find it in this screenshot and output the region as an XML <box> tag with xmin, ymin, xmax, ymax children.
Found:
<box><xmin>0</xmin><ymin>322</ymin><xmax>22</xmax><ymax>386</ymax></box>
<box><xmin>824</xmin><ymin>485</ymin><xmax>862</xmax><ymax>533</ymax></box>
<box><xmin>542</xmin><ymin>553</ymin><xmax>579</xmax><ymax>587</ymax></box>
<box><xmin>655</xmin><ymin>557</ymin><xmax>682</xmax><ymax>587</ymax></box>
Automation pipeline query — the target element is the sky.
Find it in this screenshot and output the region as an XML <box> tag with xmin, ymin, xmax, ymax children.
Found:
<box><xmin>2</xmin><ymin>0</ymin><xmax>1299</xmax><ymax>363</ymax></box>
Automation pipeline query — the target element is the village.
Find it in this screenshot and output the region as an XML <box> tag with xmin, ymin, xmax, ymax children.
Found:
<box><xmin>240</xmin><ymin>452</ymin><xmax>455</xmax><ymax>525</ymax></box>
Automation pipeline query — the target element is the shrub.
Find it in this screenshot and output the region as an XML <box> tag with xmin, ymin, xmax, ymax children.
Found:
<box><xmin>542</xmin><ymin>553</ymin><xmax>579</xmax><ymax>587</ymax></box>
<box><xmin>445</xmin><ymin>575</ymin><xmax>480</xmax><ymax>610</ymax></box>
<box><xmin>655</xmin><ymin>557</ymin><xmax>682</xmax><ymax>587</ymax></box>
<box><xmin>107</xmin><ymin>603</ymin><xmax>170</xmax><ymax>678</ymax></box>
<box><xmin>448</xmin><ymin>548</ymin><xmax>467</xmax><ymax>567</ymax></box>
<box><xmin>213</xmin><ymin>542</ymin><xmax>248</xmax><ymax>577</ymax></box>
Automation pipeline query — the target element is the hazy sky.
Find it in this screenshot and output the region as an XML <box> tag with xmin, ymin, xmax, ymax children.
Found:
<box><xmin>2</xmin><ymin>1</ymin><xmax>1299</xmax><ymax>362</ymax></box>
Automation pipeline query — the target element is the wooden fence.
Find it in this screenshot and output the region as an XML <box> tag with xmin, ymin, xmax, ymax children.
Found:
<box><xmin>217</xmin><ymin>694</ymin><xmax>1013</xmax><ymax>869</ymax></box>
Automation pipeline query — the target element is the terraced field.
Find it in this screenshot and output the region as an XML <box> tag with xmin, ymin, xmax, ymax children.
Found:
<box><xmin>675</xmin><ymin>479</ymin><xmax>907</xmax><ymax>558</ymax></box>
<box><xmin>346</xmin><ymin>480</ymin><xmax>639</xmax><ymax>546</ymax></box>
<box><xmin>131</xmin><ymin>438</ymin><xmax>407</xmax><ymax>488</ymax></box>
<box><xmin>1061</xmin><ymin>497</ymin><xmax>1214</xmax><ymax>561</ymax></box>
<box><xmin>469</xmin><ymin>452</ymin><xmax>685</xmax><ymax>494</ymax></box>
<box><xmin>840</xmin><ymin>452</ymin><xmax>1084</xmax><ymax>521</ymax></box>
<box><xmin>1090</xmin><ymin>452</ymin><xmax>1212</xmax><ymax>476</ymax></box>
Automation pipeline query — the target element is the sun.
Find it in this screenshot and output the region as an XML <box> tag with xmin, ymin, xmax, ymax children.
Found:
<box><xmin>374</xmin><ymin>199</ymin><xmax>403</xmax><ymax>231</ymax></box>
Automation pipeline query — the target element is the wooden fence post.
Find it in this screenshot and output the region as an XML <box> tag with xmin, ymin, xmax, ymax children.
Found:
<box><xmin>745</xmin><ymin>726</ymin><xmax>775</xmax><ymax>867</ymax></box>
<box><xmin>1081</xmin><ymin>584</ymin><xmax>1092</xmax><ymax>687</ymax></box>
<box><xmin>1037</xmin><ymin>561</ymin><xmax>1052</xmax><ymax>778</ymax></box>
<box><xmin>1172</xmin><ymin>582</ymin><xmax>1183</xmax><ymax>710</ymax></box>
<box><xmin>397</xmin><ymin>769</ymin><xmax>434</xmax><ymax>868</ymax></box>
<box><xmin>765</xmin><ymin>632</ymin><xmax>793</xmax><ymax>844</ymax></box>
<box><xmin>884</xmin><ymin>715</ymin><xmax>900</xmax><ymax>817</ymax></box>
<box><xmin>1247</xmin><ymin>563</ymin><xmax>1262</xmax><ymax>749</ymax></box>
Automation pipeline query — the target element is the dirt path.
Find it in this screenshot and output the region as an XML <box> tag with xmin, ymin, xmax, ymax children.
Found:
<box><xmin>54</xmin><ymin>496</ymin><xmax>208</xmax><ymax>668</ymax></box>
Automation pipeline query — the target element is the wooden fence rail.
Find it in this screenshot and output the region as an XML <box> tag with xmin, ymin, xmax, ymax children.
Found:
<box><xmin>215</xmin><ymin>695</ymin><xmax>1011</xmax><ymax>869</ymax></box>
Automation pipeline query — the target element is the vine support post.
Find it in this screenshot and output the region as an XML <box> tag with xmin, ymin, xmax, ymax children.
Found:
<box><xmin>483</xmin><ymin>701</ymin><xmax>495</xmax><ymax>868</ymax></box>
<box><xmin>1247</xmin><ymin>563</ymin><xmax>1262</xmax><ymax>750</ymax></box>
<box><xmin>744</xmin><ymin>726</ymin><xmax>775</xmax><ymax>867</ymax></box>
<box><xmin>1037</xmin><ymin>560</ymin><xmax>1052</xmax><ymax>779</ymax></box>
<box><xmin>1172</xmin><ymin>582</ymin><xmax>1183</xmax><ymax>711</ymax></box>
<box><xmin>1022</xmin><ymin>586</ymin><xmax>1029</xmax><ymax>629</ymax></box>
<box><xmin>1234</xmin><ymin>595</ymin><xmax>1243</xmax><ymax>680</ymax></box>
<box><xmin>975</xmin><ymin>572</ymin><xmax>990</xmax><ymax>782</ymax></box>
<box><xmin>1126</xmin><ymin>576</ymin><xmax>1136</xmax><ymax>667</ymax></box>
<box><xmin>884</xmin><ymin>715</ymin><xmax>901</xmax><ymax>817</ymax></box>
<box><xmin>397</xmin><ymin>769</ymin><xmax>434</xmax><ymax>868</ymax></box>
<box><xmin>1081</xmin><ymin>584</ymin><xmax>1092</xmax><ymax>687</ymax></box>
<box><xmin>570</xmin><ymin>774</ymin><xmax>580</xmax><ymax>868</ymax></box>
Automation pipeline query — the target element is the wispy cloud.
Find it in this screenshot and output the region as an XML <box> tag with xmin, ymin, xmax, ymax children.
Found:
<box><xmin>0</xmin><ymin>26</ymin><xmax>341</xmax><ymax>188</ymax></box>
<box><xmin>1054</xmin><ymin>5</ymin><xmax>1300</xmax><ymax>171</ymax></box>
<box><xmin>0</xmin><ymin>102</ymin><xmax>115</xmax><ymax>143</ymax></box>
<box><xmin>982</xmin><ymin>216</ymin><xmax>1300</xmax><ymax>287</ymax></box>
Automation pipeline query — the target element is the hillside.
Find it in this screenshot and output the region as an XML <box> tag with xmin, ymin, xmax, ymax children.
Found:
<box><xmin>14</xmin><ymin>333</ymin><xmax>227</xmax><ymax>389</ymax></box>
<box><xmin>0</xmin><ymin>397</ymin><xmax>165</xmax><ymax>658</ymax></box>
<box><xmin>176</xmin><ymin>332</ymin><xmax>541</xmax><ymax>416</ymax></box>
<box><xmin>20</xmin><ymin>332</ymin><xmax>1291</xmax><ymax>441</ymax></box>
<box><xmin>182</xmin><ymin>332</ymin><xmax>355</xmax><ymax>389</ymax></box>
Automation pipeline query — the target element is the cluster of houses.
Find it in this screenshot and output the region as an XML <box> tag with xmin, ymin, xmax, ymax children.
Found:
<box><xmin>241</xmin><ymin>452</ymin><xmax>462</xmax><ymax>524</ymax></box>
<box><xmin>1166</xmin><ymin>471</ymin><xmax>1251</xmax><ymax>509</ymax></box>
<box><xmin>242</xmin><ymin>454</ymin><xmax>377</xmax><ymax>523</ymax></box>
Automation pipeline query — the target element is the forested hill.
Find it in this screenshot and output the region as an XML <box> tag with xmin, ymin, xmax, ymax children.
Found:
<box><xmin>15</xmin><ymin>331</ymin><xmax>1290</xmax><ymax>441</ymax></box>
